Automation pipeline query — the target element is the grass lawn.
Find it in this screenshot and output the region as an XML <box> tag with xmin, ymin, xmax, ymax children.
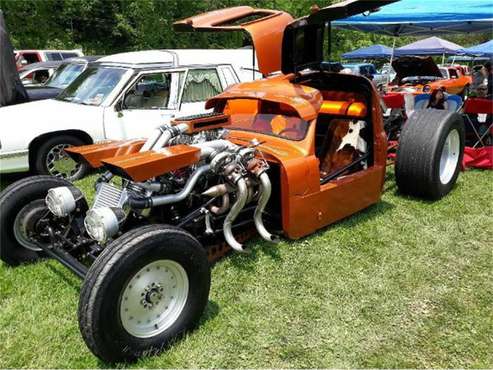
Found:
<box><xmin>0</xmin><ymin>169</ymin><xmax>492</xmax><ymax>368</ymax></box>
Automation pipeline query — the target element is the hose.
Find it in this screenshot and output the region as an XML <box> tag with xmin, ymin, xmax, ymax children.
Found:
<box><xmin>126</xmin><ymin>165</ymin><xmax>211</xmax><ymax>209</ymax></box>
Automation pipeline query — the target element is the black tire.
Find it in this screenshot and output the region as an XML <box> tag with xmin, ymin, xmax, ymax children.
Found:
<box><xmin>0</xmin><ymin>175</ymin><xmax>72</xmax><ymax>266</ymax></box>
<box><xmin>78</xmin><ymin>224</ymin><xmax>211</xmax><ymax>363</ymax></box>
<box><xmin>33</xmin><ymin>134</ymin><xmax>89</xmax><ymax>181</ymax></box>
<box><xmin>395</xmin><ymin>109</ymin><xmax>465</xmax><ymax>200</ymax></box>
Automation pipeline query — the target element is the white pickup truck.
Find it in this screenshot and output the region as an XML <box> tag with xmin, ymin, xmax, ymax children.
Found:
<box><xmin>0</xmin><ymin>49</ymin><xmax>259</xmax><ymax>180</ymax></box>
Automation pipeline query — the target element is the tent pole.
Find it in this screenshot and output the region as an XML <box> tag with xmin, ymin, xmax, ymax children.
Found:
<box><xmin>388</xmin><ymin>38</ymin><xmax>396</xmax><ymax>83</ymax></box>
<box><xmin>442</xmin><ymin>53</ymin><xmax>445</xmax><ymax>65</ymax></box>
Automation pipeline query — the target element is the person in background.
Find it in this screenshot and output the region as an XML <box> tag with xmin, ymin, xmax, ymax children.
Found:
<box><xmin>427</xmin><ymin>87</ymin><xmax>448</xmax><ymax>110</ymax></box>
<box><xmin>471</xmin><ymin>65</ymin><xmax>486</xmax><ymax>96</ymax></box>
<box><xmin>484</xmin><ymin>61</ymin><xmax>492</xmax><ymax>98</ymax></box>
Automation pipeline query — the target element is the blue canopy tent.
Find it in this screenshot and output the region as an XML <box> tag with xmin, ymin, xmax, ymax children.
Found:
<box><xmin>342</xmin><ymin>44</ymin><xmax>393</xmax><ymax>59</ymax></box>
<box><xmin>459</xmin><ymin>40</ymin><xmax>493</xmax><ymax>57</ymax></box>
<box><xmin>333</xmin><ymin>0</ymin><xmax>493</xmax><ymax>36</ymax></box>
<box><xmin>395</xmin><ymin>37</ymin><xmax>463</xmax><ymax>56</ymax></box>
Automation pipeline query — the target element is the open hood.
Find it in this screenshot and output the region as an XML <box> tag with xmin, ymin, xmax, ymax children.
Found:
<box><xmin>174</xmin><ymin>1</ymin><xmax>397</xmax><ymax>75</ymax></box>
<box><xmin>173</xmin><ymin>6</ymin><xmax>293</xmax><ymax>76</ymax></box>
<box><xmin>0</xmin><ymin>11</ymin><xmax>28</xmax><ymax>106</ymax></box>
<box><xmin>281</xmin><ymin>0</ymin><xmax>398</xmax><ymax>74</ymax></box>
<box><xmin>392</xmin><ymin>56</ymin><xmax>443</xmax><ymax>83</ymax></box>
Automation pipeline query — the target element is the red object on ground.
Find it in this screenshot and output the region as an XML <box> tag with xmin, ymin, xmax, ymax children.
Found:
<box><xmin>463</xmin><ymin>146</ymin><xmax>493</xmax><ymax>169</ymax></box>
<box><xmin>382</xmin><ymin>93</ymin><xmax>405</xmax><ymax>109</ymax></box>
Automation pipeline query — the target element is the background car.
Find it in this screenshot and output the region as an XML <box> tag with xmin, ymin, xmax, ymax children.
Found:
<box><xmin>18</xmin><ymin>60</ymin><xmax>62</xmax><ymax>86</ymax></box>
<box><xmin>22</xmin><ymin>56</ymin><xmax>101</xmax><ymax>102</ymax></box>
<box><xmin>14</xmin><ymin>49</ymin><xmax>84</xmax><ymax>69</ymax></box>
<box><xmin>388</xmin><ymin>56</ymin><xmax>472</xmax><ymax>96</ymax></box>
<box><xmin>343</xmin><ymin>62</ymin><xmax>394</xmax><ymax>89</ymax></box>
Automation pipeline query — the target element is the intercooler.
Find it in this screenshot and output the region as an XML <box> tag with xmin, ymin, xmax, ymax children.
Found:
<box><xmin>92</xmin><ymin>183</ymin><xmax>129</xmax><ymax>209</ymax></box>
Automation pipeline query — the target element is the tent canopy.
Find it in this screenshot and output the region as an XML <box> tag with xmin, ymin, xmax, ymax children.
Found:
<box><xmin>342</xmin><ymin>44</ymin><xmax>393</xmax><ymax>59</ymax></box>
<box><xmin>459</xmin><ymin>40</ymin><xmax>493</xmax><ymax>57</ymax></box>
<box><xmin>333</xmin><ymin>0</ymin><xmax>493</xmax><ymax>36</ymax></box>
<box><xmin>395</xmin><ymin>36</ymin><xmax>462</xmax><ymax>56</ymax></box>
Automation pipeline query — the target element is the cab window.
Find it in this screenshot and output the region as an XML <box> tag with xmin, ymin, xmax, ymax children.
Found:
<box><xmin>181</xmin><ymin>69</ymin><xmax>222</xmax><ymax>103</ymax></box>
<box><xmin>124</xmin><ymin>71</ymin><xmax>184</xmax><ymax>110</ymax></box>
<box><xmin>46</xmin><ymin>52</ymin><xmax>62</xmax><ymax>61</ymax></box>
<box><xmin>449</xmin><ymin>69</ymin><xmax>459</xmax><ymax>79</ymax></box>
<box><xmin>227</xmin><ymin>100</ymin><xmax>309</xmax><ymax>141</ymax></box>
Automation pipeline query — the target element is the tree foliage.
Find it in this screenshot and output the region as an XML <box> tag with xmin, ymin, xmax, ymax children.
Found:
<box><xmin>0</xmin><ymin>0</ymin><xmax>490</xmax><ymax>60</ymax></box>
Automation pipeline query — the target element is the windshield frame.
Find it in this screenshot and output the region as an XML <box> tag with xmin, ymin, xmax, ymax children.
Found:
<box><xmin>56</xmin><ymin>65</ymin><xmax>132</xmax><ymax>107</ymax></box>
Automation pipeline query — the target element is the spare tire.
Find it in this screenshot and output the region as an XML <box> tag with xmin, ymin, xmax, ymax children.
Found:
<box><xmin>395</xmin><ymin>109</ymin><xmax>465</xmax><ymax>200</ymax></box>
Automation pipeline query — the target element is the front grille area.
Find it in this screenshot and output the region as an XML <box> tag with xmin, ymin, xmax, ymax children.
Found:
<box><xmin>93</xmin><ymin>183</ymin><xmax>127</xmax><ymax>209</ymax></box>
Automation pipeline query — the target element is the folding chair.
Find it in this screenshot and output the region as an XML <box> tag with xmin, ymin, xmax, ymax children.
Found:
<box><xmin>413</xmin><ymin>94</ymin><xmax>431</xmax><ymax>110</ymax></box>
<box><xmin>413</xmin><ymin>93</ymin><xmax>462</xmax><ymax>112</ymax></box>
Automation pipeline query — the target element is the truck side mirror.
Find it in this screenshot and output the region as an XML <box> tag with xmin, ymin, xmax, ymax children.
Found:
<box><xmin>115</xmin><ymin>99</ymin><xmax>123</xmax><ymax>112</ymax></box>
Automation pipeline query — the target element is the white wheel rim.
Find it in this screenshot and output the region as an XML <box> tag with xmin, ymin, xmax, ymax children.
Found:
<box><xmin>46</xmin><ymin>143</ymin><xmax>81</xmax><ymax>180</ymax></box>
<box><xmin>120</xmin><ymin>259</ymin><xmax>189</xmax><ymax>338</ymax></box>
<box><xmin>439</xmin><ymin>129</ymin><xmax>460</xmax><ymax>185</ymax></box>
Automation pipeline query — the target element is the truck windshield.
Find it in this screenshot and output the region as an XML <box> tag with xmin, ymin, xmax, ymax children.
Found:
<box><xmin>229</xmin><ymin>113</ymin><xmax>309</xmax><ymax>141</ymax></box>
<box><xmin>57</xmin><ymin>67</ymin><xmax>126</xmax><ymax>106</ymax></box>
<box><xmin>45</xmin><ymin>63</ymin><xmax>85</xmax><ymax>88</ymax></box>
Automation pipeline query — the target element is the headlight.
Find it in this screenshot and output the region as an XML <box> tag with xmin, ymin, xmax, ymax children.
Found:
<box><xmin>45</xmin><ymin>186</ymin><xmax>84</xmax><ymax>217</ymax></box>
<box><xmin>423</xmin><ymin>85</ymin><xmax>432</xmax><ymax>93</ymax></box>
<box><xmin>84</xmin><ymin>207</ymin><xmax>125</xmax><ymax>243</ymax></box>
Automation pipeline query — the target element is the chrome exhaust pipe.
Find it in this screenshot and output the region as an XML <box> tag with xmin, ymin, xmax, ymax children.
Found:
<box><xmin>151</xmin><ymin>123</ymin><xmax>189</xmax><ymax>151</ymax></box>
<box><xmin>254</xmin><ymin>173</ymin><xmax>280</xmax><ymax>243</ymax></box>
<box><xmin>140</xmin><ymin>125</ymin><xmax>167</xmax><ymax>152</ymax></box>
<box><xmin>210</xmin><ymin>193</ymin><xmax>230</xmax><ymax>215</ymax></box>
<box><xmin>223</xmin><ymin>177</ymin><xmax>249</xmax><ymax>253</ymax></box>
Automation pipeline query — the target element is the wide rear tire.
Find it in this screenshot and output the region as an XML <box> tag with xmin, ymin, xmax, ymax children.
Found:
<box><xmin>395</xmin><ymin>109</ymin><xmax>465</xmax><ymax>200</ymax></box>
<box><xmin>0</xmin><ymin>175</ymin><xmax>72</xmax><ymax>266</ymax></box>
<box><xmin>78</xmin><ymin>224</ymin><xmax>211</xmax><ymax>363</ymax></box>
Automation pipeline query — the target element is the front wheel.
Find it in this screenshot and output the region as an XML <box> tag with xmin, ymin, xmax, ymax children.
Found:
<box><xmin>33</xmin><ymin>134</ymin><xmax>90</xmax><ymax>181</ymax></box>
<box><xmin>395</xmin><ymin>109</ymin><xmax>465</xmax><ymax>200</ymax></box>
<box><xmin>78</xmin><ymin>225</ymin><xmax>211</xmax><ymax>363</ymax></box>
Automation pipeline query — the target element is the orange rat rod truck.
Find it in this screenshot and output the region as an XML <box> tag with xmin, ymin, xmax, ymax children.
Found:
<box><xmin>0</xmin><ymin>0</ymin><xmax>465</xmax><ymax>363</ymax></box>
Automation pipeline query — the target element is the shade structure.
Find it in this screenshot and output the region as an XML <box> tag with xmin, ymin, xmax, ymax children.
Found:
<box><xmin>342</xmin><ymin>44</ymin><xmax>393</xmax><ymax>59</ymax></box>
<box><xmin>333</xmin><ymin>0</ymin><xmax>493</xmax><ymax>36</ymax></box>
<box><xmin>460</xmin><ymin>40</ymin><xmax>493</xmax><ymax>57</ymax></box>
<box><xmin>395</xmin><ymin>36</ymin><xmax>462</xmax><ymax>56</ymax></box>
<box><xmin>0</xmin><ymin>10</ymin><xmax>28</xmax><ymax>107</ymax></box>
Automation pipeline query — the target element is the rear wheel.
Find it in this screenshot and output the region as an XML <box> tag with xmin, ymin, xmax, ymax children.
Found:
<box><xmin>78</xmin><ymin>225</ymin><xmax>210</xmax><ymax>363</ymax></box>
<box><xmin>33</xmin><ymin>134</ymin><xmax>89</xmax><ymax>181</ymax></box>
<box><xmin>395</xmin><ymin>109</ymin><xmax>465</xmax><ymax>199</ymax></box>
<box><xmin>0</xmin><ymin>175</ymin><xmax>72</xmax><ymax>265</ymax></box>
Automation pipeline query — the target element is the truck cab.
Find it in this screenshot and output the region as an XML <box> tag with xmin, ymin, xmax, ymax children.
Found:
<box><xmin>0</xmin><ymin>49</ymin><xmax>257</xmax><ymax>179</ymax></box>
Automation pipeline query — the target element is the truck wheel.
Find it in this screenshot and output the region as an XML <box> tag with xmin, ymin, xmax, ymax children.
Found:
<box><xmin>396</xmin><ymin>109</ymin><xmax>465</xmax><ymax>200</ymax></box>
<box><xmin>0</xmin><ymin>175</ymin><xmax>72</xmax><ymax>266</ymax></box>
<box><xmin>78</xmin><ymin>225</ymin><xmax>211</xmax><ymax>363</ymax></box>
<box><xmin>33</xmin><ymin>134</ymin><xmax>89</xmax><ymax>181</ymax></box>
